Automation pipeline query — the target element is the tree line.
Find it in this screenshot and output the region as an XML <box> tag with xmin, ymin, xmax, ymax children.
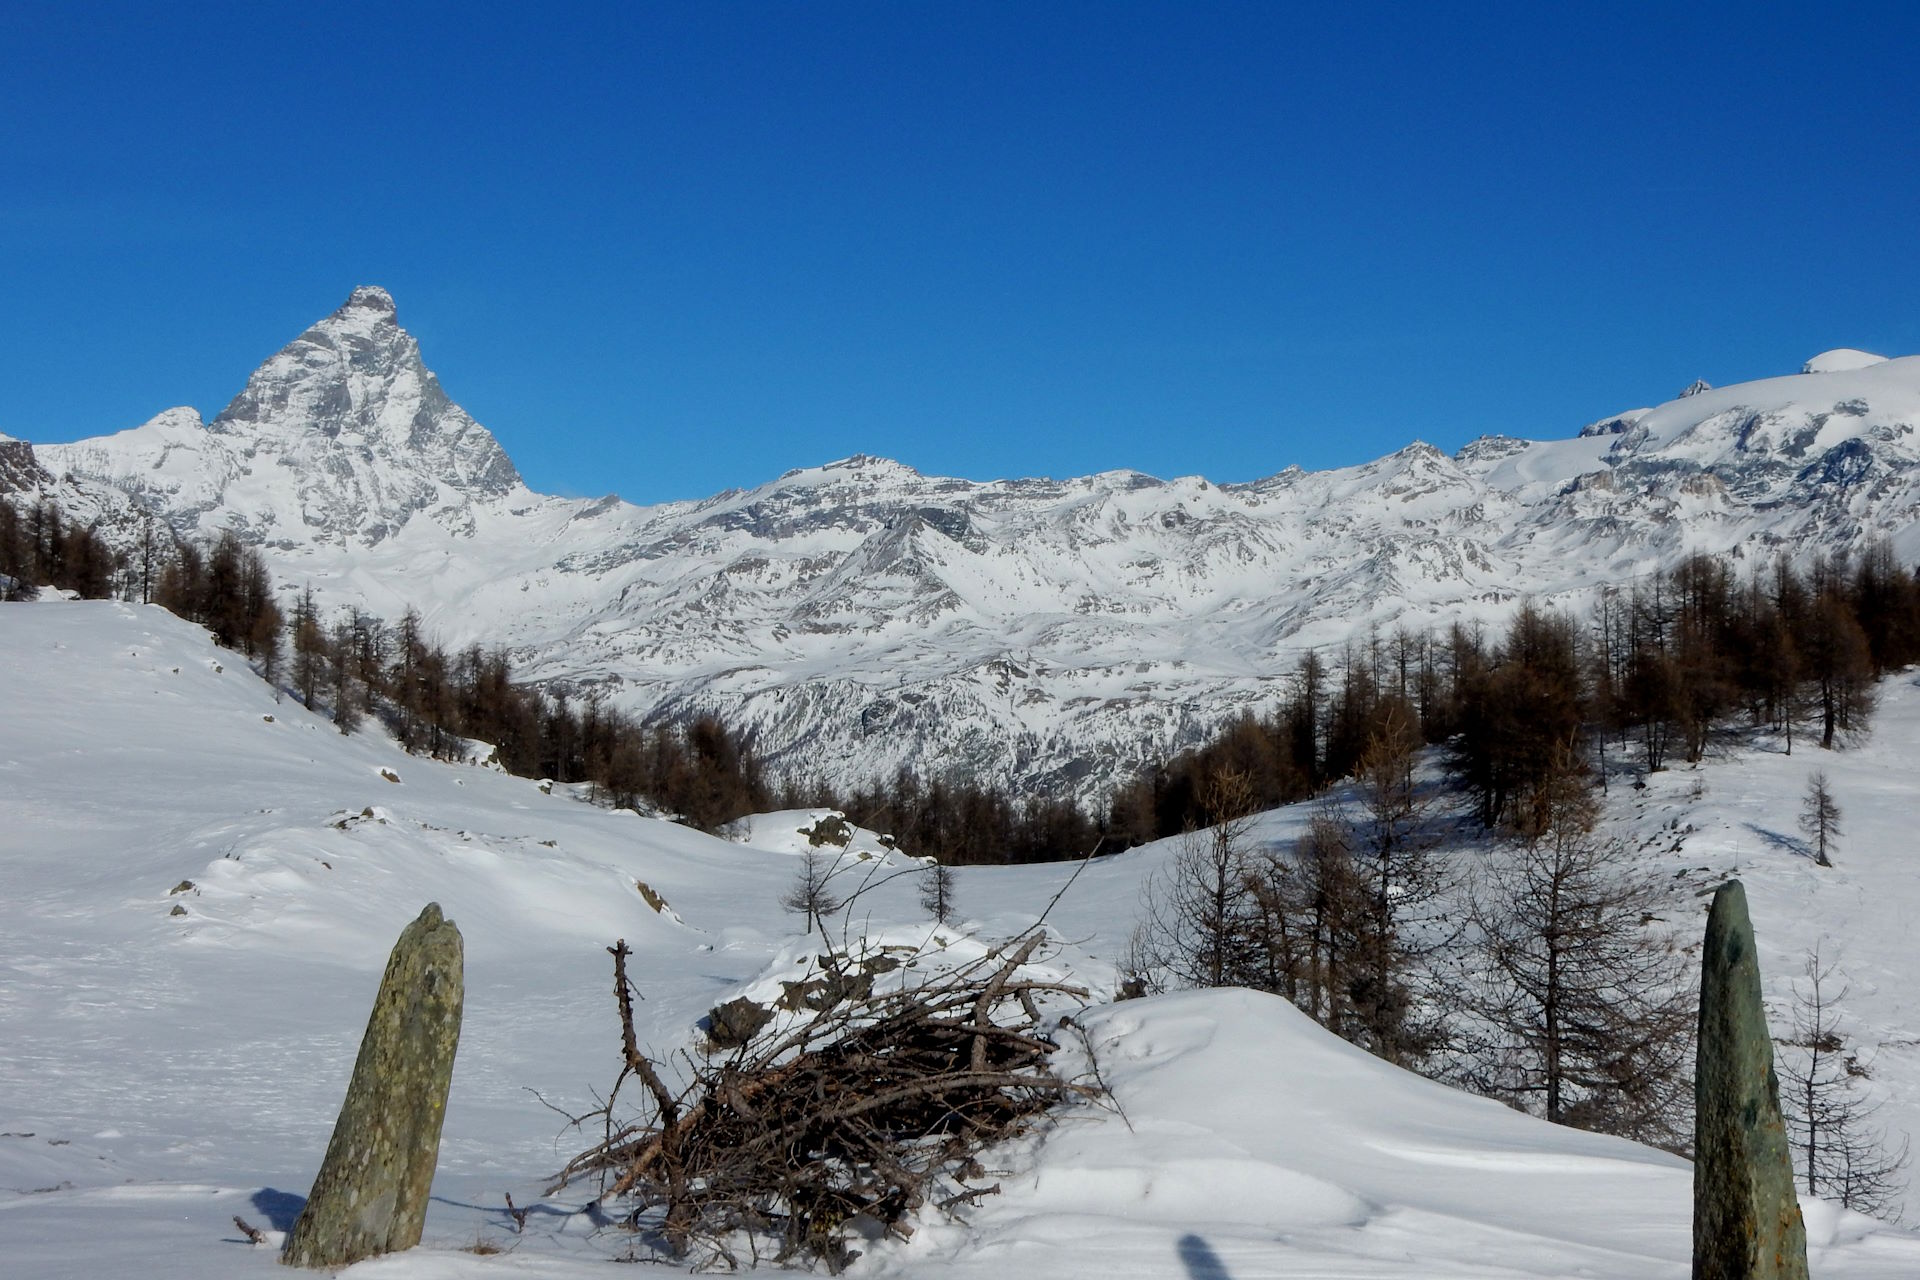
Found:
<box><xmin>787</xmin><ymin>768</ymin><xmax>1103</xmax><ymax>867</ymax></box>
<box><xmin>10</xmin><ymin>492</ymin><xmax>1919</xmax><ymax>856</ymax></box>
<box><xmin>278</xmin><ymin>586</ymin><xmax>773</xmax><ymax>832</ymax></box>
<box><xmin>0</xmin><ymin>495</ymin><xmax>1108</xmax><ymax>863</ymax></box>
<box><xmin>1127</xmin><ymin>725</ymin><xmax>1691</xmax><ymax>1155</ymax></box>
<box><xmin>1108</xmin><ymin>544</ymin><xmax>1920</xmax><ymax>843</ymax></box>
<box><xmin>0</xmin><ymin>502</ymin><xmax>772</xmax><ymax>832</ymax></box>
<box><xmin>0</xmin><ymin>497</ymin><xmax>121</xmax><ymax>601</ymax></box>
<box><xmin>1116</xmin><ymin>545</ymin><xmax>1920</xmax><ymax>1167</ymax></box>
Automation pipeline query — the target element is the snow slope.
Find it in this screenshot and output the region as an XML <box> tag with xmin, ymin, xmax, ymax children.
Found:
<box><xmin>19</xmin><ymin>291</ymin><xmax>1920</xmax><ymax>803</ymax></box>
<box><xmin>2</xmin><ymin>601</ymin><xmax>1918</xmax><ymax>1276</ymax></box>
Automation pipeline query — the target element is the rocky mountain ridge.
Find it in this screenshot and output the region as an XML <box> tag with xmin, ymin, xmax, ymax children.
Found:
<box><xmin>0</xmin><ymin>431</ymin><xmax>52</xmax><ymax>494</ymax></box>
<box><xmin>21</xmin><ymin>290</ymin><xmax>1920</xmax><ymax>801</ymax></box>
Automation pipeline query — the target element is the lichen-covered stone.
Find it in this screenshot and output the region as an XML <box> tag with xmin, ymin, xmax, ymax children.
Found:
<box><xmin>1693</xmin><ymin>880</ymin><xmax>1807</xmax><ymax>1280</ymax></box>
<box><xmin>283</xmin><ymin>903</ymin><xmax>463</xmax><ymax>1269</ymax></box>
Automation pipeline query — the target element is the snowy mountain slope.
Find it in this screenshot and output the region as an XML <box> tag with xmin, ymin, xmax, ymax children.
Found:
<box><xmin>25</xmin><ymin>293</ymin><xmax>1920</xmax><ymax>800</ymax></box>
<box><xmin>3</xmin><ymin>601</ymin><xmax>1917</xmax><ymax>1277</ymax></box>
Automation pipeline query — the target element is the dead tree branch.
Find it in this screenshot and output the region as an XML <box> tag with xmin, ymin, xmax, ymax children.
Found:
<box><xmin>553</xmin><ymin>930</ymin><xmax>1096</xmax><ymax>1269</ymax></box>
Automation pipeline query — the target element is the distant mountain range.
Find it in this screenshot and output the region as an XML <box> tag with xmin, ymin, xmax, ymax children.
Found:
<box><xmin>13</xmin><ymin>288</ymin><xmax>1920</xmax><ymax>800</ymax></box>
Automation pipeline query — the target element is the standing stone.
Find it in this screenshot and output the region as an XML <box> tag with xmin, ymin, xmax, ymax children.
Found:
<box><xmin>1693</xmin><ymin>880</ymin><xmax>1807</xmax><ymax>1280</ymax></box>
<box><xmin>283</xmin><ymin>903</ymin><xmax>464</xmax><ymax>1268</ymax></box>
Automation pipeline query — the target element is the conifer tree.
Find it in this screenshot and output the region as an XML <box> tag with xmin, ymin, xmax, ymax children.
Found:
<box><xmin>328</xmin><ymin>618</ymin><xmax>362</xmax><ymax>734</ymax></box>
<box><xmin>918</xmin><ymin>859</ymin><xmax>958</xmax><ymax>925</ymax></box>
<box><xmin>1799</xmin><ymin>771</ymin><xmax>1841</xmax><ymax>867</ymax></box>
<box><xmin>1778</xmin><ymin>950</ymin><xmax>1910</xmax><ymax>1216</ymax></box>
<box><xmin>1466</xmin><ymin>749</ymin><xmax>1694</xmax><ymax>1147</ymax></box>
<box><xmin>781</xmin><ymin>852</ymin><xmax>843</xmax><ymax>938</ymax></box>
<box><xmin>290</xmin><ymin>586</ymin><xmax>325</xmax><ymax>709</ymax></box>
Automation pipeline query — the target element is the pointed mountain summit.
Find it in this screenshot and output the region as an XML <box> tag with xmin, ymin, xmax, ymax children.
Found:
<box><xmin>214</xmin><ymin>285</ymin><xmax>516</xmax><ymax>493</ymax></box>
<box><xmin>43</xmin><ymin>288</ymin><xmax>523</xmax><ymax>547</ymax></box>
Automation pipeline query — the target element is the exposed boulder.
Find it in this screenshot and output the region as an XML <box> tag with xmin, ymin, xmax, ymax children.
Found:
<box><xmin>283</xmin><ymin>903</ymin><xmax>464</xmax><ymax>1269</ymax></box>
<box><xmin>1693</xmin><ymin>880</ymin><xmax>1807</xmax><ymax>1280</ymax></box>
<box><xmin>705</xmin><ymin>996</ymin><xmax>774</xmax><ymax>1049</ymax></box>
<box><xmin>804</xmin><ymin>813</ymin><xmax>853</xmax><ymax>848</ymax></box>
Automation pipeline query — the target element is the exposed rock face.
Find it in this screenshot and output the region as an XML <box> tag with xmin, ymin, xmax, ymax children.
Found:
<box><xmin>1693</xmin><ymin>880</ymin><xmax>1807</xmax><ymax>1280</ymax></box>
<box><xmin>283</xmin><ymin>903</ymin><xmax>464</xmax><ymax>1269</ymax></box>
<box><xmin>0</xmin><ymin>434</ymin><xmax>50</xmax><ymax>494</ymax></box>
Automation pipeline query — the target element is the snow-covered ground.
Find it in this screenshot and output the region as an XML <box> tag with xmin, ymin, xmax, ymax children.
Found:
<box><xmin>2</xmin><ymin>601</ymin><xmax>1917</xmax><ymax>1276</ymax></box>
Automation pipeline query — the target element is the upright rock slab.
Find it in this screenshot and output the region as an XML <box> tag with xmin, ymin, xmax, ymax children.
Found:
<box><xmin>1693</xmin><ymin>880</ymin><xmax>1806</xmax><ymax>1280</ymax></box>
<box><xmin>283</xmin><ymin>903</ymin><xmax>464</xmax><ymax>1269</ymax></box>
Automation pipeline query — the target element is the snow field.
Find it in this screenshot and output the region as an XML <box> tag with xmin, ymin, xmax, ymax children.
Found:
<box><xmin>2</xmin><ymin>601</ymin><xmax>1918</xmax><ymax>1276</ymax></box>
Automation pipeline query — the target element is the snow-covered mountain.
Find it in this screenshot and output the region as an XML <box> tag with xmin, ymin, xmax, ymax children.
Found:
<box><xmin>24</xmin><ymin>290</ymin><xmax>1920</xmax><ymax>799</ymax></box>
<box><xmin>40</xmin><ymin>287</ymin><xmax>520</xmax><ymax>546</ymax></box>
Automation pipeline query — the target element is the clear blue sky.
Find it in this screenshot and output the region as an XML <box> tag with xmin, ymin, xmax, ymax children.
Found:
<box><xmin>6</xmin><ymin>2</ymin><xmax>1918</xmax><ymax>502</ymax></box>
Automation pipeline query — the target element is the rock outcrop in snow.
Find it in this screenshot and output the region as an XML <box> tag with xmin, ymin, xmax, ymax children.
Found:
<box><xmin>21</xmin><ymin>293</ymin><xmax>1920</xmax><ymax>800</ymax></box>
<box><xmin>0</xmin><ymin>433</ymin><xmax>50</xmax><ymax>493</ymax></box>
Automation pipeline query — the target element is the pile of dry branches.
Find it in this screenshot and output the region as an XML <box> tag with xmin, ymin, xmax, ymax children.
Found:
<box><xmin>550</xmin><ymin>932</ymin><xmax>1094</xmax><ymax>1270</ymax></box>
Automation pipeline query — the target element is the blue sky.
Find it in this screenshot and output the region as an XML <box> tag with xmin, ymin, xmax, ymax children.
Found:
<box><xmin>6</xmin><ymin>3</ymin><xmax>1918</xmax><ymax>502</ymax></box>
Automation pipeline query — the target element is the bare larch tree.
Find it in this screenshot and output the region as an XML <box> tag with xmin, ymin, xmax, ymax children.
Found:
<box><xmin>1466</xmin><ymin>750</ymin><xmax>1695</xmax><ymax>1148</ymax></box>
<box><xmin>1799</xmin><ymin>770</ymin><xmax>1842</xmax><ymax>868</ymax></box>
<box><xmin>1777</xmin><ymin>948</ymin><xmax>1910</xmax><ymax>1218</ymax></box>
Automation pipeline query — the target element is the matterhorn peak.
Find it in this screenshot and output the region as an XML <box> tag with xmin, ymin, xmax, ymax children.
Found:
<box><xmin>344</xmin><ymin>284</ymin><xmax>397</xmax><ymax>314</ymax></box>
<box><xmin>201</xmin><ymin>286</ymin><xmax>523</xmax><ymax>533</ymax></box>
<box><xmin>298</xmin><ymin>284</ymin><xmax>402</xmax><ymax>345</ymax></box>
<box><xmin>39</xmin><ymin>287</ymin><xmax>523</xmax><ymax>548</ymax></box>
